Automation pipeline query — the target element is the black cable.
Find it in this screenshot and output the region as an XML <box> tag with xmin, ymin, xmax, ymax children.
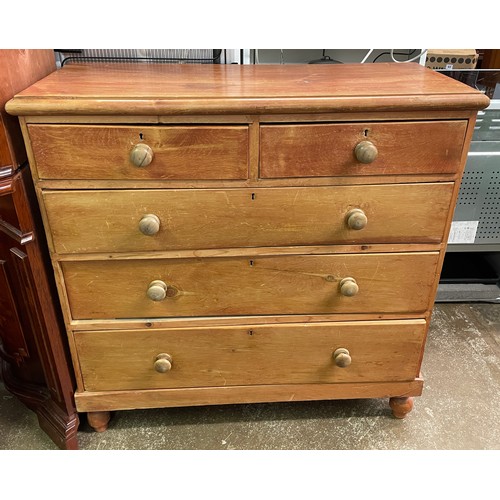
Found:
<box><xmin>60</xmin><ymin>49</ymin><xmax>223</xmax><ymax>67</ymax></box>
<box><xmin>372</xmin><ymin>49</ymin><xmax>416</xmax><ymax>63</ymax></box>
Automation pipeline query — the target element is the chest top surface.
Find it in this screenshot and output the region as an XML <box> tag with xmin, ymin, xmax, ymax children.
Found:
<box><xmin>6</xmin><ymin>62</ymin><xmax>490</xmax><ymax>116</ymax></box>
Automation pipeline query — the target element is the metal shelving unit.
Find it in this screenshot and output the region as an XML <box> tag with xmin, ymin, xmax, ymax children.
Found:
<box><xmin>438</xmin><ymin>70</ymin><xmax>500</xmax><ymax>302</ymax></box>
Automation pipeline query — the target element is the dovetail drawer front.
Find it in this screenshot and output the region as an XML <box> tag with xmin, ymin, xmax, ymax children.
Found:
<box><xmin>62</xmin><ymin>252</ymin><xmax>440</xmax><ymax>320</ymax></box>
<box><xmin>44</xmin><ymin>183</ymin><xmax>454</xmax><ymax>254</ymax></box>
<box><xmin>75</xmin><ymin>320</ymin><xmax>427</xmax><ymax>391</ymax></box>
<box><xmin>27</xmin><ymin>124</ymin><xmax>250</xmax><ymax>180</ymax></box>
<box><xmin>260</xmin><ymin>120</ymin><xmax>467</xmax><ymax>178</ymax></box>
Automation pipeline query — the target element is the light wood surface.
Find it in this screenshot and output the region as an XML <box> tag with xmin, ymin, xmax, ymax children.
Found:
<box><xmin>69</xmin><ymin>311</ymin><xmax>434</xmax><ymax>331</ymax></box>
<box><xmin>0</xmin><ymin>50</ymin><xmax>56</xmax><ymax>169</ymax></box>
<box><xmin>7</xmin><ymin>62</ymin><xmax>487</xmax><ymax>425</ymax></box>
<box><xmin>43</xmin><ymin>183</ymin><xmax>454</xmax><ymax>254</ymax></box>
<box><xmin>74</xmin><ymin>320</ymin><xmax>426</xmax><ymax>391</ymax></box>
<box><xmin>53</xmin><ymin>243</ymin><xmax>444</xmax><ymax>262</ymax></box>
<box><xmin>27</xmin><ymin>124</ymin><xmax>249</xmax><ymax>180</ymax></box>
<box><xmin>75</xmin><ymin>379</ymin><xmax>424</xmax><ymax>412</ymax></box>
<box><xmin>34</xmin><ymin>173</ymin><xmax>460</xmax><ymax>191</ymax></box>
<box><xmin>61</xmin><ymin>252</ymin><xmax>439</xmax><ymax>319</ymax></box>
<box><xmin>21</xmin><ymin>110</ymin><xmax>475</xmax><ymax>124</ymax></box>
<box><xmin>6</xmin><ymin>63</ymin><xmax>489</xmax><ymax>116</ymax></box>
<box><xmin>260</xmin><ymin>121</ymin><xmax>466</xmax><ymax>178</ymax></box>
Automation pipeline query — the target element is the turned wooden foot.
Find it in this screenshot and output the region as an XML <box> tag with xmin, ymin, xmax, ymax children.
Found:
<box><xmin>87</xmin><ymin>411</ymin><xmax>111</xmax><ymax>432</ymax></box>
<box><xmin>389</xmin><ymin>397</ymin><xmax>414</xmax><ymax>419</ymax></box>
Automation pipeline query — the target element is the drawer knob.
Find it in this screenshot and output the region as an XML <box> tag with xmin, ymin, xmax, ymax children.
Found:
<box><xmin>354</xmin><ymin>140</ymin><xmax>378</xmax><ymax>164</ymax></box>
<box><xmin>346</xmin><ymin>208</ymin><xmax>367</xmax><ymax>230</ymax></box>
<box><xmin>130</xmin><ymin>143</ymin><xmax>154</xmax><ymax>167</ymax></box>
<box><xmin>339</xmin><ymin>277</ymin><xmax>359</xmax><ymax>297</ymax></box>
<box><xmin>139</xmin><ymin>214</ymin><xmax>161</xmax><ymax>236</ymax></box>
<box><xmin>154</xmin><ymin>353</ymin><xmax>173</xmax><ymax>373</ymax></box>
<box><xmin>333</xmin><ymin>348</ymin><xmax>352</xmax><ymax>368</ymax></box>
<box><xmin>147</xmin><ymin>280</ymin><xmax>169</xmax><ymax>301</ymax></box>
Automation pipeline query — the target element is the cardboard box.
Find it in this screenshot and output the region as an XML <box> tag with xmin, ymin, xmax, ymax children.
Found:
<box><xmin>425</xmin><ymin>49</ymin><xmax>478</xmax><ymax>70</ymax></box>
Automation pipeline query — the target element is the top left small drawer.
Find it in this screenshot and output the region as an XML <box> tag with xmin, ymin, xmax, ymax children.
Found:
<box><xmin>27</xmin><ymin>124</ymin><xmax>249</xmax><ymax>180</ymax></box>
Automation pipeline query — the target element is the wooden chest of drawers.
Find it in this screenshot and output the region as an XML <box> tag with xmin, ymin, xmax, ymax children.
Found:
<box><xmin>7</xmin><ymin>62</ymin><xmax>489</xmax><ymax>432</ymax></box>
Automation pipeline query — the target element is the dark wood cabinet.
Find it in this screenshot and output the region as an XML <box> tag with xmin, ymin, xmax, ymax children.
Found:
<box><xmin>0</xmin><ymin>50</ymin><xmax>78</xmax><ymax>449</ymax></box>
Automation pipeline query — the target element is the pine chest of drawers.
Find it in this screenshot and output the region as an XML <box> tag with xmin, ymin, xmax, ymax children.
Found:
<box><xmin>7</xmin><ymin>62</ymin><xmax>489</xmax><ymax>432</ymax></box>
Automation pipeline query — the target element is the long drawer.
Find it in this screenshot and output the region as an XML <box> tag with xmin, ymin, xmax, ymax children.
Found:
<box><xmin>44</xmin><ymin>183</ymin><xmax>454</xmax><ymax>254</ymax></box>
<box><xmin>260</xmin><ymin>120</ymin><xmax>467</xmax><ymax>178</ymax></box>
<box><xmin>62</xmin><ymin>252</ymin><xmax>440</xmax><ymax>320</ymax></box>
<box><xmin>75</xmin><ymin>320</ymin><xmax>427</xmax><ymax>391</ymax></box>
<box><xmin>27</xmin><ymin>124</ymin><xmax>250</xmax><ymax>180</ymax></box>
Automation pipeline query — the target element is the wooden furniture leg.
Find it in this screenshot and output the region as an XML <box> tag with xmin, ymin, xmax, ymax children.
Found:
<box><xmin>389</xmin><ymin>397</ymin><xmax>414</xmax><ymax>419</ymax></box>
<box><xmin>87</xmin><ymin>411</ymin><xmax>111</xmax><ymax>432</ymax></box>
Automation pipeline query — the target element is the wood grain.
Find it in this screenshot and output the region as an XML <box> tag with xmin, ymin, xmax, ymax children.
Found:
<box><xmin>54</xmin><ymin>243</ymin><xmax>444</xmax><ymax>262</ymax></box>
<box><xmin>6</xmin><ymin>63</ymin><xmax>489</xmax><ymax>116</ymax></box>
<box><xmin>22</xmin><ymin>110</ymin><xmax>473</xmax><ymax>125</ymax></box>
<box><xmin>74</xmin><ymin>320</ymin><xmax>426</xmax><ymax>391</ymax></box>
<box><xmin>27</xmin><ymin>124</ymin><xmax>249</xmax><ymax>181</ymax></box>
<box><xmin>0</xmin><ymin>163</ymin><xmax>79</xmax><ymax>449</ymax></box>
<box><xmin>0</xmin><ymin>50</ymin><xmax>55</xmax><ymax>169</ymax></box>
<box><xmin>61</xmin><ymin>252</ymin><xmax>440</xmax><ymax>319</ymax></box>
<box><xmin>68</xmin><ymin>311</ymin><xmax>434</xmax><ymax>331</ymax></box>
<box><xmin>43</xmin><ymin>183</ymin><xmax>454</xmax><ymax>254</ymax></box>
<box><xmin>74</xmin><ymin>379</ymin><xmax>424</xmax><ymax>412</ymax></box>
<box><xmin>425</xmin><ymin>114</ymin><xmax>480</xmax><ymax>314</ymax></box>
<box><xmin>7</xmin><ymin>62</ymin><xmax>484</xmax><ymax>424</ymax></box>
<box><xmin>260</xmin><ymin>120</ymin><xmax>467</xmax><ymax>178</ymax></box>
<box><xmin>34</xmin><ymin>173</ymin><xmax>460</xmax><ymax>191</ymax></box>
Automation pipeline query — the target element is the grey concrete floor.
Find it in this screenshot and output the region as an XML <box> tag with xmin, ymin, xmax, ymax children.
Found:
<box><xmin>0</xmin><ymin>302</ymin><xmax>499</xmax><ymax>450</ymax></box>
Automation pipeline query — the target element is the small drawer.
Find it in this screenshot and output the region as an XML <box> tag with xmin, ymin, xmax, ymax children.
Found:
<box><xmin>44</xmin><ymin>183</ymin><xmax>454</xmax><ymax>254</ymax></box>
<box><xmin>27</xmin><ymin>124</ymin><xmax>249</xmax><ymax>180</ymax></box>
<box><xmin>62</xmin><ymin>252</ymin><xmax>440</xmax><ymax>320</ymax></box>
<box><xmin>260</xmin><ymin>120</ymin><xmax>467</xmax><ymax>178</ymax></box>
<box><xmin>75</xmin><ymin>320</ymin><xmax>426</xmax><ymax>391</ymax></box>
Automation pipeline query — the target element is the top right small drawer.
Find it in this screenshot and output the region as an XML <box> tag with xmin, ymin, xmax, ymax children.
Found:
<box><xmin>260</xmin><ymin>120</ymin><xmax>467</xmax><ymax>178</ymax></box>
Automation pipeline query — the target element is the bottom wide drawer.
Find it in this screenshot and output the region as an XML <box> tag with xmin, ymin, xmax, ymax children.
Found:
<box><xmin>75</xmin><ymin>320</ymin><xmax>426</xmax><ymax>391</ymax></box>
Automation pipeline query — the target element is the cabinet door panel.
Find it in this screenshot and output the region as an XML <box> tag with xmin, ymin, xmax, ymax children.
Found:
<box><xmin>0</xmin><ymin>258</ymin><xmax>28</xmax><ymax>360</ymax></box>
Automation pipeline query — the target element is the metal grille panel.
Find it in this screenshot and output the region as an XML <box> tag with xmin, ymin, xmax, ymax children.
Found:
<box><xmin>454</xmin><ymin>146</ymin><xmax>500</xmax><ymax>244</ymax></box>
<box><xmin>56</xmin><ymin>49</ymin><xmax>219</xmax><ymax>66</ymax></box>
<box><xmin>477</xmin><ymin>172</ymin><xmax>500</xmax><ymax>240</ymax></box>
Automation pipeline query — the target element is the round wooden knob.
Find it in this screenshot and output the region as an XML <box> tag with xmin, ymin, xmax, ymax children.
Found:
<box><xmin>339</xmin><ymin>277</ymin><xmax>359</xmax><ymax>297</ymax></box>
<box><xmin>346</xmin><ymin>209</ymin><xmax>367</xmax><ymax>230</ymax></box>
<box><xmin>333</xmin><ymin>348</ymin><xmax>351</xmax><ymax>368</ymax></box>
<box><xmin>147</xmin><ymin>280</ymin><xmax>168</xmax><ymax>301</ymax></box>
<box><xmin>154</xmin><ymin>353</ymin><xmax>172</xmax><ymax>373</ymax></box>
<box><xmin>354</xmin><ymin>141</ymin><xmax>378</xmax><ymax>164</ymax></box>
<box><xmin>139</xmin><ymin>214</ymin><xmax>160</xmax><ymax>236</ymax></box>
<box><xmin>130</xmin><ymin>143</ymin><xmax>154</xmax><ymax>167</ymax></box>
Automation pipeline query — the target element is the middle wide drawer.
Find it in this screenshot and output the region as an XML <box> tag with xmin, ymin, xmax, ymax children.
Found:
<box><xmin>62</xmin><ymin>252</ymin><xmax>440</xmax><ymax>320</ymax></box>
<box><xmin>44</xmin><ymin>183</ymin><xmax>454</xmax><ymax>254</ymax></box>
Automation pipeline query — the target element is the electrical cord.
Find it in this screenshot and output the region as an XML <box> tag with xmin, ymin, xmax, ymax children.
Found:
<box><xmin>390</xmin><ymin>48</ymin><xmax>427</xmax><ymax>63</ymax></box>
<box><xmin>253</xmin><ymin>49</ymin><xmax>425</xmax><ymax>65</ymax></box>
<box><xmin>361</xmin><ymin>49</ymin><xmax>374</xmax><ymax>63</ymax></box>
<box><xmin>362</xmin><ymin>49</ymin><xmax>422</xmax><ymax>64</ymax></box>
<box><xmin>371</xmin><ymin>50</ymin><xmax>416</xmax><ymax>63</ymax></box>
